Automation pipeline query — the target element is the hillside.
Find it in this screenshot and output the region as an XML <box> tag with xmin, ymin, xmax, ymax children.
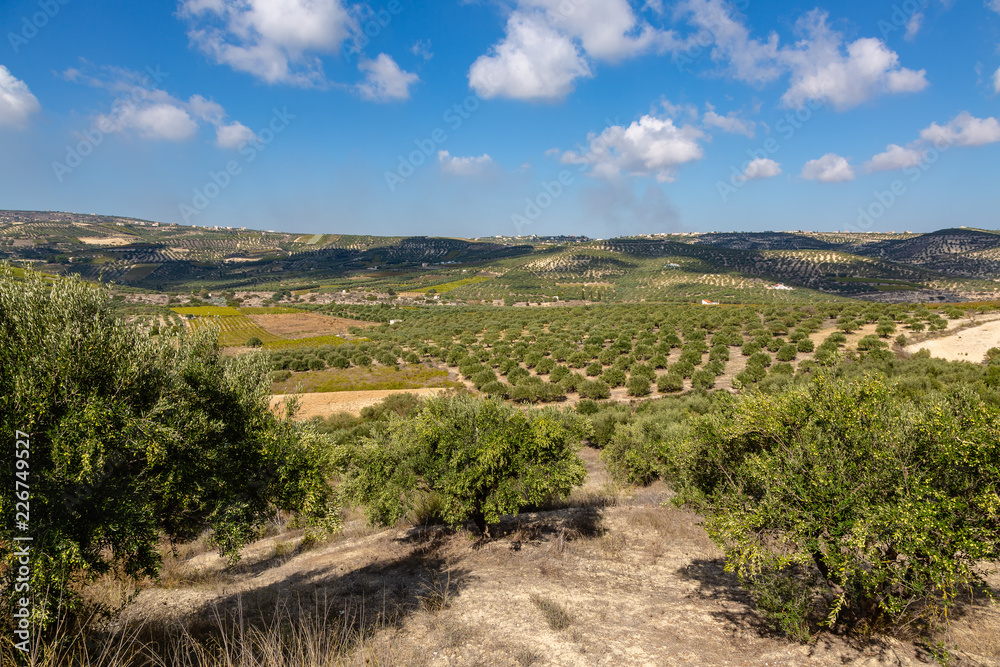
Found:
<box><xmin>2</xmin><ymin>212</ymin><xmax>999</xmax><ymax>302</ymax></box>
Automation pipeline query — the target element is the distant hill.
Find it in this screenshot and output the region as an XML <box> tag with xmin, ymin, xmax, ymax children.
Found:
<box><xmin>2</xmin><ymin>211</ymin><xmax>998</xmax><ymax>302</ymax></box>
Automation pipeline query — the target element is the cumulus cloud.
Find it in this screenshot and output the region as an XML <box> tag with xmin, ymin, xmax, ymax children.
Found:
<box><xmin>216</xmin><ymin>121</ymin><xmax>257</xmax><ymax>149</ymax></box>
<box><xmin>469</xmin><ymin>12</ymin><xmax>591</xmax><ymax>101</ymax></box>
<box><xmin>178</xmin><ymin>0</ymin><xmax>353</xmax><ymax>86</ymax></box>
<box><xmin>72</xmin><ymin>65</ymin><xmax>252</xmax><ymax>146</ymax></box>
<box><xmin>356</xmin><ymin>53</ymin><xmax>418</xmax><ymax>102</ymax></box>
<box><xmin>865</xmin><ymin>112</ymin><xmax>1000</xmax><ymax>173</ymax></box>
<box><xmin>702</xmin><ymin>107</ymin><xmax>755</xmax><ymax>137</ymax></box>
<box><xmin>469</xmin><ymin>0</ymin><xmax>683</xmax><ymax>101</ymax></box>
<box><xmin>780</xmin><ymin>12</ymin><xmax>928</xmax><ymax>111</ymax></box>
<box><xmin>801</xmin><ymin>153</ymin><xmax>855</xmax><ymax>183</ymax></box>
<box><xmin>680</xmin><ymin>0</ymin><xmax>783</xmax><ymax>85</ymax></box>
<box><xmin>743</xmin><ymin>157</ymin><xmax>781</xmax><ymax>180</ymax></box>
<box><xmin>0</xmin><ymin>65</ymin><xmax>41</xmax><ymax>129</ymax></box>
<box><xmin>438</xmin><ymin>151</ymin><xmax>494</xmax><ymax>176</ymax></box>
<box><xmin>866</xmin><ymin>143</ymin><xmax>924</xmax><ymax>172</ymax></box>
<box><xmin>559</xmin><ymin>114</ymin><xmax>705</xmax><ymax>182</ymax></box>
<box><xmin>680</xmin><ymin>1</ymin><xmax>927</xmax><ymax>111</ymax></box>
<box><xmin>919</xmin><ymin>111</ymin><xmax>1000</xmax><ymax>147</ymax></box>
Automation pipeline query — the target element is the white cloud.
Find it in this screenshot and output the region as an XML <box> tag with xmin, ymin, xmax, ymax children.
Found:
<box><xmin>517</xmin><ymin>0</ymin><xmax>665</xmax><ymax>62</ymax></box>
<box><xmin>0</xmin><ymin>65</ymin><xmax>41</xmax><ymax>129</ymax></box>
<box><xmin>74</xmin><ymin>67</ymin><xmax>250</xmax><ymax>146</ymax></box>
<box><xmin>411</xmin><ymin>39</ymin><xmax>433</xmax><ymax>61</ymax></box>
<box><xmin>781</xmin><ymin>12</ymin><xmax>928</xmax><ymax>111</ymax></box>
<box><xmin>680</xmin><ymin>2</ymin><xmax>927</xmax><ymax>111</ymax></box>
<box><xmin>703</xmin><ymin>108</ymin><xmax>755</xmax><ymax>137</ymax></box>
<box><xmin>559</xmin><ymin>114</ymin><xmax>705</xmax><ymax>182</ymax></box>
<box><xmin>743</xmin><ymin>157</ymin><xmax>781</xmax><ymax>180</ymax></box>
<box><xmin>989</xmin><ymin>0</ymin><xmax>1000</xmax><ymax>14</ymax></box>
<box><xmin>904</xmin><ymin>12</ymin><xmax>922</xmax><ymax>41</ymax></box>
<box><xmin>469</xmin><ymin>0</ymin><xmax>684</xmax><ymax>101</ymax></box>
<box><xmin>801</xmin><ymin>153</ymin><xmax>855</xmax><ymax>183</ymax></box>
<box><xmin>469</xmin><ymin>12</ymin><xmax>592</xmax><ymax>101</ymax></box>
<box><xmin>128</xmin><ymin>103</ymin><xmax>199</xmax><ymax>140</ymax></box>
<box><xmin>993</xmin><ymin>66</ymin><xmax>1000</xmax><ymax>95</ymax></box>
<box><xmin>356</xmin><ymin>54</ymin><xmax>418</xmax><ymax>102</ymax></box>
<box><xmin>864</xmin><ymin>112</ymin><xmax>1000</xmax><ymax>172</ymax></box>
<box><xmin>179</xmin><ymin>0</ymin><xmax>353</xmax><ymax>86</ymax></box>
<box><xmin>866</xmin><ymin>143</ymin><xmax>924</xmax><ymax>172</ymax></box>
<box><xmin>216</xmin><ymin>121</ymin><xmax>257</xmax><ymax>149</ymax></box>
<box><xmin>919</xmin><ymin>111</ymin><xmax>1000</xmax><ymax>147</ymax></box>
<box><xmin>681</xmin><ymin>0</ymin><xmax>783</xmax><ymax>85</ymax></box>
<box><xmin>438</xmin><ymin>151</ymin><xmax>494</xmax><ymax>176</ymax></box>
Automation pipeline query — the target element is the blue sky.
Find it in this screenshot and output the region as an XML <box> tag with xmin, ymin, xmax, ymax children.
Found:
<box><xmin>1</xmin><ymin>0</ymin><xmax>998</xmax><ymax>237</ymax></box>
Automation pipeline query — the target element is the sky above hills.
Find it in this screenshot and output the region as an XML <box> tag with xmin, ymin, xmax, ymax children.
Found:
<box><xmin>1</xmin><ymin>0</ymin><xmax>999</xmax><ymax>237</ymax></box>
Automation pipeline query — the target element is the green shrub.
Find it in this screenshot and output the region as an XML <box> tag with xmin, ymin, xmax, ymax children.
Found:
<box><xmin>657</xmin><ymin>373</ymin><xmax>684</xmax><ymax>393</ymax></box>
<box><xmin>579</xmin><ymin>379</ymin><xmax>611</xmax><ymax>400</ymax></box>
<box><xmin>601</xmin><ymin>368</ymin><xmax>627</xmax><ymax>388</ymax></box>
<box><xmin>796</xmin><ymin>338</ymin><xmax>815</xmax><ymax>353</ymax></box>
<box><xmin>626</xmin><ymin>375</ymin><xmax>651</xmax><ymax>397</ymax></box>
<box><xmin>775</xmin><ymin>344</ymin><xmax>797</xmax><ymax>362</ymax></box>
<box><xmin>246</xmin><ymin>336</ymin><xmax>263</xmax><ymax>347</ymax></box>
<box><xmin>671</xmin><ymin>375</ymin><xmax>1000</xmax><ymax>638</ymax></box>
<box><xmin>342</xmin><ymin>395</ymin><xmax>587</xmax><ymax>534</ymax></box>
<box><xmin>691</xmin><ymin>369</ymin><xmax>715</xmax><ymax>391</ymax></box>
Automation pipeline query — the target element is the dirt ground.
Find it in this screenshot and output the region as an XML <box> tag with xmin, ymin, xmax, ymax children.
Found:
<box><xmin>270</xmin><ymin>388</ymin><xmax>450</xmax><ymax>418</ymax></box>
<box><xmin>249</xmin><ymin>313</ymin><xmax>374</xmax><ymax>339</ymax></box>
<box><xmin>109</xmin><ymin>448</ymin><xmax>1000</xmax><ymax>667</ymax></box>
<box><xmin>905</xmin><ymin>317</ymin><xmax>1000</xmax><ymax>362</ymax></box>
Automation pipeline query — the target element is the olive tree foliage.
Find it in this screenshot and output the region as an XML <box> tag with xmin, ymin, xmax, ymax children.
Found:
<box><xmin>671</xmin><ymin>375</ymin><xmax>1000</xmax><ymax>638</ymax></box>
<box><xmin>341</xmin><ymin>394</ymin><xmax>588</xmax><ymax>534</ymax></box>
<box><xmin>0</xmin><ymin>269</ymin><xmax>337</xmax><ymax>623</ymax></box>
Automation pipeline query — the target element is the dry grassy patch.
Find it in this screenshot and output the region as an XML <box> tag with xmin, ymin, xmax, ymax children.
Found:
<box><xmin>249</xmin><ymin>313</ymin><xmax>374</xmax><ymax>339</ymax></box>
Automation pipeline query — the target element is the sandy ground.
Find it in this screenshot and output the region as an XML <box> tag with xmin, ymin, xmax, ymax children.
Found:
<box><xmin>270</xmin><ymin>387</ymin><xmax>450</xmax><ymax>418</ymax></box>
<box><xmin>905</xmin><ymin>317</ymin><xmax>1000</xmax><ymax>362</ymax></box>
<box><xmin>78</xmin><ymin>236</ymin><xmax>134</xmax><ymax>245</ymax></box>
<box><xmin>250</xmin><ymin>313</ymin><xmax>374</xmax><ymax>339</ymax></box>
<box><xmin>110</xmin><ymin>448</ymin><xmax>1000</xmax><ymax>666</ymax></box>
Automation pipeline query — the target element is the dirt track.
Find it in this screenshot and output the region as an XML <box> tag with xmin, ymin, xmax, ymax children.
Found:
<box><xmin>270</xmin><ymin>387</ymin><xmax>450</xmax><ymax>418</ymax></box>
<box><xmin>905</xmin><ymin>317</ymin><xmax>1000</xmax><ymax>362</ymax></box>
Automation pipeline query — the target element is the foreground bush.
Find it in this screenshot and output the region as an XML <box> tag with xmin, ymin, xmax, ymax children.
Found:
<box><xmin>341</xmin><ymin>394</ymin><xmax>587</xmax><ymax>534</ymax></box>
<box><xmin>673</xmin><ymin>375</ymin><xmax>1000</xmax><ymax>638</ymax></box>
<box><xmin>0</xmin><ymin>269</ymin><xmax>337</xmax><ymax>626</ymax></box>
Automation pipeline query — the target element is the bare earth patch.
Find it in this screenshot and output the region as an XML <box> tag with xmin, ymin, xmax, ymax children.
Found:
<box><xmin>905</xmin><ymin>317</ymin><xmax>1000</xmax><ymax>362</ymax></box>
<box><xmin>249</xmin><ymin>313</ymin><xmax>375</xmax><ymax>339</ymax></box>
<box><xmin>78</xmin><ymin>236</ymin><xmax>134</xmax><ymax>246</ymax></box>
<box><xmin>271</xmin><ymin>388</ymin><xmax>450</xmax><ymax>418</ymax></box>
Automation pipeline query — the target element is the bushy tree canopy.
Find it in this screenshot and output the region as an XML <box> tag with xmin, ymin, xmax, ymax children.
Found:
<box><xmin>342</xmin><ymin>394</ymin><xmax>587</xmax><ymax>534</ymax></box>
<box><xmin>0</xmin><ymin>269</ymin><xmax>337</xmax><ymax>623</ymax></box>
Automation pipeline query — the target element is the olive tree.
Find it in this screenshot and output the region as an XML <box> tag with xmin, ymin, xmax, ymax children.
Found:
<box><xmin>671</xmin><ymin>375</ymin><xmax>1000</xmax><ymax>638</ymax></box>
<box><xmin>342</xmin><ymin>394</ymin><xmax>587</xmax><ymax>534</ymax></box>
<box><xmin>0</xmin><ymin>269</ymin><xmax>337</xmax><ymax>624</ymax></box>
